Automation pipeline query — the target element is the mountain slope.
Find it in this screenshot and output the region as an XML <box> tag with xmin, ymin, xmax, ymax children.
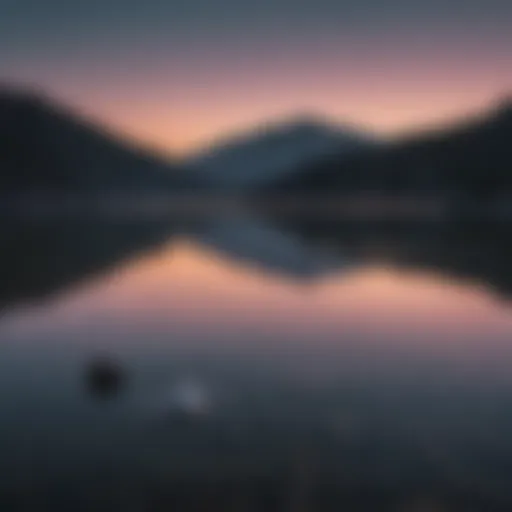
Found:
<box><xmin>268</xmin><ymin>98</ymin><xmax>512</xmax><ymax>199</ymax></box>
<box><xmin>0</xmin><ymin>85</ymin><xmax>188</xmax><ymax>193</ymax></box>
<box><xmin>188</xmin><ymin>116</ymin><xmax>373</xmax><ymax>189</ymax></box>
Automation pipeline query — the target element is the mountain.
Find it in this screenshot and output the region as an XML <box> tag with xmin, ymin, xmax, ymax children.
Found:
<box><xmin>267</xmin><ymin>98</ymin><xmax>512</xmax><ymax>201</ymax></box>
<box><xmin>0</xmin><ymin>85</ymin><xmax>190</xmax><ymax>194</ymax></box>
<box><xmin>188</xmin><ymin>116</ymin><xmax>373</xmax><ymax>189</ymax></box>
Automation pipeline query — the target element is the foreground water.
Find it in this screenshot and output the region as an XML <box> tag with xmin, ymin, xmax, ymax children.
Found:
<box><xmin>0</xmin><ymin>213</ymin><xmax>511</xmax><ymax>510</ymax></box>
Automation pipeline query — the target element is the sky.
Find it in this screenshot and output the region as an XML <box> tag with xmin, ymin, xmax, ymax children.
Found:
<box><xmin>1</xmin><ymin>0</ymin><xmax>511</xmax><ymax>155</ymax></box>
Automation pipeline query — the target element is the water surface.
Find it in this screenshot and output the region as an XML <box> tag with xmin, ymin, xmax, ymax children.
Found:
<box><xmin>1</xmin><ymin>213</ymin><xmax>511</xmax><ymax>510</ymax></box>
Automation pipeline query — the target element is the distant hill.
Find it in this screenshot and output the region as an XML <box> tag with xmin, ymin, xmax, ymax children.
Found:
<box><xmin>0</xmin><ymin>85</ymin><xmax>190</xmax><ymax>193</ymax></box>
<box><xmin>267</xmin><ymin>98</ymin><xmax>512</xmax><ymax>201</ymax></box>
<box><xmin>187</xmin><ymin>116</ymin><xmax>373</xmax><ymax>189</ymax></box>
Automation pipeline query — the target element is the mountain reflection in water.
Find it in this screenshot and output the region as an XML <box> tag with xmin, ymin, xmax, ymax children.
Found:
<box><xmin>0</xmin><ymin>208</ymin><xmax>511</xmax><ymax>511</ymax></box>
<box><xmin>1</xmin><ymin>211</ymin><xmax>511</xmax><ymax>309</ymax></box>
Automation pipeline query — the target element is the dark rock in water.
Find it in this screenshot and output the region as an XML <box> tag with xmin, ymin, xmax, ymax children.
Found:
<box><xmin>85</xmin><ymin>357</ymin><xmax>125</xmax><ymax>399</ymax></box>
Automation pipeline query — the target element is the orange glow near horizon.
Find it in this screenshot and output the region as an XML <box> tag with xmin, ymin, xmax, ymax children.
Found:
<box><xmin>68</xmin><ymin>83</ymin><xmax>508</xmax><ymax>158</ymax></box>
<box><xmin>9</xmin><ymin>45</ymin><xmax>510</xmax><ymax>157</ymax></box>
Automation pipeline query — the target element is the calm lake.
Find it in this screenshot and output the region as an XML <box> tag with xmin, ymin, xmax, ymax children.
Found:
<box><xmin>1</xmin><ymin>212</ymin><xmax>511</xmax><ymax>510</ymax></box>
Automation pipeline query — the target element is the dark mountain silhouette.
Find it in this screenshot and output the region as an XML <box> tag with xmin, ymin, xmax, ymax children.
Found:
<box><xmin>4</xmin><ymin>86</ymin><xmax>510</xmax><ymax>203</ymax></box>
<box><xmin>0</xmin><ymin>85</ymin><xmax>190</xmax><ymax>193</ymax></box>
<box><xmin>266</xmin><ymin>98</ymin><xmax>512</xmax><ymax>203</ymax></box>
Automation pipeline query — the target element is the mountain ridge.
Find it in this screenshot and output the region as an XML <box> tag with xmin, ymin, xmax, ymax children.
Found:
<box><xmin>1</xmin><ymin>84</ymin><xmax>511</xmax><ymax>201</ymax></box>
<box><xmin>0</xmin><ymin>84</ymin><xmax>191</xmax><ymax>193</ymax></box>
<box><xmin>265</xmin><ymin>95</ymin><xmax>512</xmax><ymax>201</ymax></box>
<box><xmin>187</xmin><ymin>114</ymin><xmax>374</xmax><ymax>189</ymax></box>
